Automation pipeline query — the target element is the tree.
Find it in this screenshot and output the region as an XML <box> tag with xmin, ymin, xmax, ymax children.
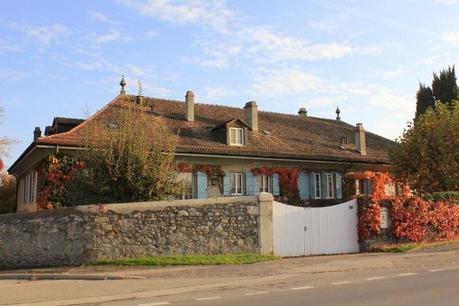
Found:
<box><xmin>0</xmin><ymin>106</ymin><xmax>14</xmax><ymax>158</ymax></box>
<box><xmin>62</xmin><ymin>101</ymin><xmax>182</xmax><ymax>206</ymax></box>
<box><xmin>415</xmin><ymin>83</ymin><xmax>435</xmax><ymax>118</ymax></box>
<box><xmin>390</xmin><ymin>102</ymin><xmax>459</xmax><ymax>194</ymax></box>
<box><xmin>0</xmin><ymin>171</ymin><xmax>16</xmax><ymax>214</ymax></box>
<box><xmin>432</xmin><ymin>65</ymin><xmax>458</xmax><ymax>108</ymax></box>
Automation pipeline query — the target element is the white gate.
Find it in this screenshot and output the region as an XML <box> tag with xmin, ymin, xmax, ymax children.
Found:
<box><xmin>273</xmin><ymin>199</ymin><xmax>359</xmax><ymax>257</ymax></box>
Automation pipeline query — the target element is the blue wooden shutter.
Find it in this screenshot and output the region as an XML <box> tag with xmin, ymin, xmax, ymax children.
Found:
<box><xmin>253</xmin><ymin>175</ymin><xmax>261</xmax><ymax>194</ymax></box>
<box><xmin>223</xmin><ymin>172</ymin><xmax>230</xmax><ymax>196</ymax></box>
<box><xmin>272</xmin><ymin>173</ymin><xmax>280</xmax><ymax>196</ymax></box>
<box><xmin>321</xmin><ymin>172</ymin><xmax>328</xmax><ymax>199</ymax></box>
<box><xmin>297</xmin><ymin>171</ymin><xmax>308</xmax><ymax>200</ymax></box>
<box><xmin>336</xmin><ymin>173</ymin><xmax>342</xmax><ymax>199</ymax></box>
<box><xmin>196</xmin><ymin>171</ymin><xmax>208</xmax><ymax>199</ymax></box>
<box><xmin>246</xmin><ymin>171</ymin><xmax>255</xmax><ymax>195</ymax></box>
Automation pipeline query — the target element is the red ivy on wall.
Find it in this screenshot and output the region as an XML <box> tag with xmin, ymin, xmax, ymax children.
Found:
<box><xmin>358</xmin><ymin>200</ymin><xmax>381</xmax><ymax>241</ymax></box>
<box><xmin>390</xmin><ymin>197</ymin><xmax>459</xmax><ymax>242</ymax></box>
<box><xmin>346</xmin><ymin>171</ymin><xmax>393</xmax><ymax>200</ymax></box>
<box><xmin>177</xmin><ymin>163</ymin><xmax>224</xmax><ymax>177</ymax></box>
<box><xmin>37</xmin><ymin>154</ymin><xmax>86</xmax><ymax>209</ymax></box>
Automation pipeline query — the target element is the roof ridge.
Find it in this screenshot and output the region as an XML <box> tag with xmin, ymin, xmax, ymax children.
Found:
<box><xmin>37</xmin><ymin>95</ymin><xmax>124</xmax><ymax>141</ymax></box>
<box><xmin>140</xmin><ymin>94</ymin><xmax>351</xmax><ymax>124</ymax></box>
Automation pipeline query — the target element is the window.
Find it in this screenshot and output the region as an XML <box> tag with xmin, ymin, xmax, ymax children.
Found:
<box><xmin>18</xmin><ymin>171</ymin><xmax>38</xmax><ymax>205</ymax></box>
<box><xmin>313</xmin><ymin>173</ymin><xmax>321</xmax><ymax>199</ymax></box>
<box><xmin>229</xmin><ymin>127</ymin><xmax>244</xmax><ymax>146</ymax></box>
<box><xmin>325</xmin><ymin>173</ymin><xmax>334</xmax><ymax>199</ymax></box>
<box><xmin>356</xmin><ymin>179</ymin><xmax>372</xmax><ymax>195</ymax></box>
<box><xmin>176</xmin><ymin>172</ymin><xmax>194</xmax><ymax>199</ymax></box>
<box><xmin>257</xmin><ymin>174</ymin><xmax>272</xmax><ymax>193</ymax></box>
<box><xmin>231</xmin><ymin>172</ymin><xmax>244</xmax><ymax>195</ymax></box>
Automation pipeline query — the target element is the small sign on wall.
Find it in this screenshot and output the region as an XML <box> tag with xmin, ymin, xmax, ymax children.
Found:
<box><xmin>380</xmin><ymin>207</ymin><xmax>391</xmax><ymax>229</ymax></box>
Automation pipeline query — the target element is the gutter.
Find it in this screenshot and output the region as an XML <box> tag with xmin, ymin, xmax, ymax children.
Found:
<box><xmin>9</xmin><ymin>143</ymin><xmax>390</xmax><ymax>174</ymax></box>
<box><xmin>174</xmin><ymin>152</ymin><xmax>391</xmax><ymax>166</ymax></box>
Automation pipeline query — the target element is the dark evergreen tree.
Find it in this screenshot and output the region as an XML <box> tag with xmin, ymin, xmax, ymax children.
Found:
<box><xmin>432</xmin><ymin>65</ymin><xmax>458</xmax><ymax>107</ymax></box>
<box><xmin>415</xmin><ymin>83</ymin><xmax>435</xmax><ymax>119</ymax></box>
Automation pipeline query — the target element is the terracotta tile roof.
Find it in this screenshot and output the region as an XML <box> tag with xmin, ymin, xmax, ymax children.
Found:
<box><xmin>35</xmin><ymin>94</ymin><xmax>394</xmax><ymax>164</ymax></box>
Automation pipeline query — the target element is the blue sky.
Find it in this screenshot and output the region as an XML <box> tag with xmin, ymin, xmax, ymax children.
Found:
<box><xmin>2</xmin><ymin>0</ymin><xmax>459</xmax><ymax>167</ymax></box>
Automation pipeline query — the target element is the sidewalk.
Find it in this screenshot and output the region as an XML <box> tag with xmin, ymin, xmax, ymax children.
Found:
<box><xmin>2</xmin><ymin>241</ymin><xmax>458</xmax><ymax>281</ymax></box>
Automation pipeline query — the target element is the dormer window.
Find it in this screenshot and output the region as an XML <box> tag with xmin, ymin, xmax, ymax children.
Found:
<box><xmin>229</xmin><ymin>127</ymin><xmax>244</xmax><ymax>146</ymax></box>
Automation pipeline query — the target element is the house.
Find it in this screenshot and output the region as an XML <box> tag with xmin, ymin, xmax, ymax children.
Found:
<box><xmin>9</xmin><ymin>78</ymin><xmax>396</xmax><ymax>212</ymax></box>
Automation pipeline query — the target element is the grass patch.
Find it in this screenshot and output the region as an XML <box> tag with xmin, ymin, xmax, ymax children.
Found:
<box><xmin>91</xmin><ymin>254</ymin><xmax>280</xmax><ymax>266</ymax></box>
<box><xmin>370</xmin><ymin>238</ymin><xmax>459</xmax><ymax>253</ymax></box>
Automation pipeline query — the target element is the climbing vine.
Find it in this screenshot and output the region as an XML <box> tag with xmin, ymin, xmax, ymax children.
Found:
<box><xmin>37</xmin><ymin>154</ymin><xmax>86</xmax><ymax>209</ymax></box>
<box><xmin>177</xmin><ymin>163</ymin><xmax>224</xmax><ymax>178</ymax></box>
<box><xmin>358</xmin><ymin>199</ymin><xmax>381</xmax><ymax>241</ymax></box>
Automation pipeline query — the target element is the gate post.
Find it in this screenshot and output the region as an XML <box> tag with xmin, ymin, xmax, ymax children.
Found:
<box><xmin>258</xmin><ymin>192</ymin><xmax>274</xmax><ymax>254</ymax></box>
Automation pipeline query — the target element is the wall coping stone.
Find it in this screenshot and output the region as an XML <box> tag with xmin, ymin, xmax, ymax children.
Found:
<box><xmin>76</xmin><ymin>196</ymin><xmax>258</xmax><ymax>214</ymax></box>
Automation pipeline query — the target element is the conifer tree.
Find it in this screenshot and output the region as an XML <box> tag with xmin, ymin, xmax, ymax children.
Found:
<box><xmin>432</xmin><ymin>65</ymin><xmax>458</xmax><ymax>107</ymax></box>
<box><xmin>415</xmin><ymin>83</ymin><xmax>435</xmax><ymax>119</ymax></box>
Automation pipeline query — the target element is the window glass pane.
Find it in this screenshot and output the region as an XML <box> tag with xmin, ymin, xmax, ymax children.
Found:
<box><xmin>177</xmin><ymin>172</ymin><xmax>193</xmax><ymax>199</ymax></box>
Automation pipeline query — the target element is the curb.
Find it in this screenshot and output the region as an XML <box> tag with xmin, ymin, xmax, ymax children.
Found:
<box><xmin>0</xmin><ymin>274</ymin><xmax>146</xmax><ymax>281</ymax></box>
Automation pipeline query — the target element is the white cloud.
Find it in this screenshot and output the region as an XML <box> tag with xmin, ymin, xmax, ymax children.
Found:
<box><xmin>88</xmin><ymin>30</ymin><xmax>132</xmax><ymax>46</ymax></box>
<box><xmin>0</xmin><ymin>68</ymin><xmax>26</xmax><ymax>80</ymax></box>
<box><xmin>22</xmin><ymin>23</ymin><xmax>70</xmax><ymax>44</ymax></box>
<box><xmin>89</xmin><ymin>11</ymin><xmax>120</xmax><ymax>26</ymax></box>
<box><xmin>145</xmin><ymin>30</ymin><xmax>159</xmax><ymax>38</ymax></box>
<box><xmin>308</xmin><ymin>20</ymin><xmax>338</xmax><ymax>33</ymax></box>
<box><xmin>368</xmin><ymin>67</ymin><xmax>405</xmax><ymax>80</ymax></box>
<box><xmin>435</xmin><ymin>0</ymin><xmax>459</xmax><ymax>4</ymax></box>
<box><xmin>0</xmin><ymin>39</ymin><xmax>22</xmax><ymax>52</ymax></box>
<box><xmin>367</xmin><ymin>88</ymin><xmax>413</xmax><ymax>112</ymax></box>
<box><xmin>443</xmin><ymin>32</ymin><xmax>459</xmax><ymax>46</ymax></box>
<box><xmin>203</xmin><ymin>86</ymin><xmax>236</xmax><ymax>100</ymax></box>
<box><xmin>120</xmin><ymin>0</ymin><xmax>234</xmax><ymax>32</ymax></box>
<box><xmin>251</xmin><ymin>68</ymin><xmax>322</xmax><ymax>96</ymax></box>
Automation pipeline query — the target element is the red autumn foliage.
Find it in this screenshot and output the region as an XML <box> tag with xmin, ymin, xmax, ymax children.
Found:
<box><xmin>358</xmin><ymin>200</ymin><xmax>381</xmax><ymax>241</ymax></box>
<box><xmin>177</xmin><ymin>163</ymin><xmax>224</xmax><ymax>177</ymax></box>
<box><xmin>390</xmin><ymin>197</ymin><xmax>459</xmax><ymax>242</ymax></box>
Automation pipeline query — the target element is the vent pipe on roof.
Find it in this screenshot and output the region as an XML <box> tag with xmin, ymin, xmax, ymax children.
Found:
<box><xmin>120</xmin><ymin>76</ymin><xmax>126</xmax><ymax>95</ymax></box>
<box><xmin>136</xmin><ymin>80</ymin><xmax>144</xmax><ymax>105</ymax></box>
<box><xmin>244</xmin><ymin>101</ymin><xmax>258</xmax><ymax>132</ymax></box>
<box><xmin>355</xmin><ymin>123</ymin><xmax>367</xmax><ymax>155</ymax></box>
<box><xmin>185</xmin><ymin>90</ymin><xmax>195</xmax><ymax>122</ymax></box>
<box><xmin>298</xmin><ymin>107</ymin><xmax>307</xmax><ymax>117</ymax></box>
<box><xmin>33</xmin><ymin>127</ymin><xmax>41</xmax><ymax>141</ymax></box>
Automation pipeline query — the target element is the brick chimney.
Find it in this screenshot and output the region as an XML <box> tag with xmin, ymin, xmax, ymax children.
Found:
<box><xmin>185</xmin><ymin>90</ymin><xmax>194</xmax><ymax>122</ymax></box>
<box><xmin>355</xmin><ymin>123</ymin><xmax>367</xmax><ymax>155</ymax></box>
<box><xmin>244</xmin><ymin>101</ymin><xmax>258</xmax><ymax>132</ymax></box>
<box><xmin>33</xmin><ymin>127</ymin><xmax>41</xmax><ymax>141</ymax></box>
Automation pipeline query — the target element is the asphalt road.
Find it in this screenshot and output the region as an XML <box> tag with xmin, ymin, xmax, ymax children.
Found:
<box><xmin>2</xmin><ymin>244</ymin><xmax>459</xmax><ymax>306</ymax></box>
<box><xmin>126</xmin><ymin>265</ymin><xmax>459</xmax><ymax>306</ymax></box>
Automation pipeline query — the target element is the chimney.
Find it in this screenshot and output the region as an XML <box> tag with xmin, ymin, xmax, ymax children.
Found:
<box><xmin>355</xmin><ymin>123</ymin><xmax>367</xmax><ymax>155</ymax></box>
<box><xmin>244</xmin><ymin>101</ymin><xmax>258</xmax><ymax>132</ymax></box>
<box><xmin>33</xmin><ymin>127</ymin><xmax>41</xmax><ymax>141</ymax></box>
<box><xmin>298</xmin><ymin>107</ymin><xmax>307</xmax><ymax>117</ymax></box>
<box><xmin>136</xmin><ymin>80</ymin><xmax>144</xmax><ymax>105</ymax></box>
<box><xmin>185</xmin><ymin>90</ymin><xmax>194</xmax><ymax>122</ymax></box>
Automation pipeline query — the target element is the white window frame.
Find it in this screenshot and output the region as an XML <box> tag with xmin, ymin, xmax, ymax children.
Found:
<box><xmin>229</xmin><ymin>127</ymin><xmax>244</xmax><ymax>146</ymax></box>
<box><xmin>259</xmin><ymin>174</ymin><xmax>272</xmax><ymax>193</ymax></box>
<box><xmin>176</xmin><ymin>172</ymin><xmax>194</xmax><ymax>200</ymax></box>
<box><xmin>313</xmin><ymin>173</ymin><xmax>321</xmax><ymax>199</ymax></box>
<box><xmin>231</xmin><ymin>172</ymin><xmax>244</xmax><ymax>195</ymax></box>
<box><xmin>325</xmin><ymin>173</ymin><xmax>334</xmax><ymax>199</ymax></box>
<box><xmin>18</xmin><ymin>170</ymin><xmax>38</xmax><ymax>205</ymax></box>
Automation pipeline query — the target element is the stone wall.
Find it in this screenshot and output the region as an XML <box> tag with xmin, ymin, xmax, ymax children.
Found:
<box><xmin>0</xmin><ymin>195</ymin><xmax>273</xmax><ymax>268</ymax></box>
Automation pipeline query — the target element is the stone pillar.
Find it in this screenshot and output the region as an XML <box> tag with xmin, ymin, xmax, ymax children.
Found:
<box><xmin>258</xmin><ymin>192</ymin><xmax>273</xmax><ymax>254</ymax></box>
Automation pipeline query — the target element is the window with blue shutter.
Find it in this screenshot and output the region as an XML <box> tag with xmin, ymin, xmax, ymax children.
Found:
<box><xmin>335</xmin><ymin>173</ymin><xmax>343</xmax><ymax>199</ymax></box>
<box><xmin>297</xmin><ymin>171</ymin><xmax>309</xmax><ymax>200</ymax></box>
<box><xmin>223</xmin><ymin>171</ymin><xmax>230</xmax><ymax>196</ymax></box>
<box><xmin>272</xmin><ymin>173</ymin><xmax>280</xmax><ymax>196</ymax></box>
<box><xmin>246</xmin><ymin>171</ymin><xmax>255</xmax><ymax>195</ymax></box>
<box><xmin>321</xmin><ymin>173</ymin><xmax>328</xmax><ymax>199</ymax></box>
<box><xmin>311</xmin><ymin>173</ymin><xmax>321</xmax><ymax>199</ymax></box>
<box><xmin>196</xmin><ymin>171</ymin><xmax>208</xmax><ymax>199</ymax></box>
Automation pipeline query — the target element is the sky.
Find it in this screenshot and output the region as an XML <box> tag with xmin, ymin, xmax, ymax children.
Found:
<box><xmin>1</xmin><ymin>0</ymin><xmax>459</xmax><ymax>168</ymax></box>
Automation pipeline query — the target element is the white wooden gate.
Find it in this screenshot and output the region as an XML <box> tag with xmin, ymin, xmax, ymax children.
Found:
<box><xmin>273</xmin><ymin>199</ymin><xmax>359</xmax><ymax>257</ymax></box>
